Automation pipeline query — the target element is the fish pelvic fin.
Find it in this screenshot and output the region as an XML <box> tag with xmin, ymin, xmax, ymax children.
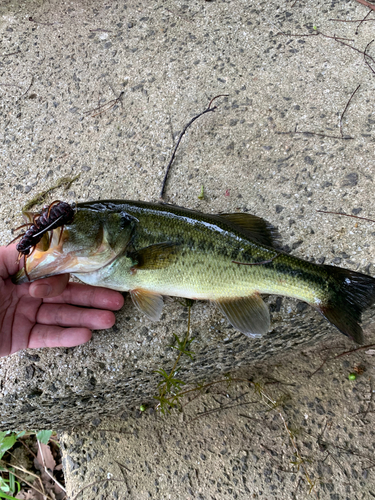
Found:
<box><xmin>215</xmin><ymin>294</ymin><xmax>270</xmax><ymax>338</ymax></box>
<box><xmin>130</xmin><ymin>288</ymin><xmax>164</xmax><ymax>321</ymax></box>
<box><xmin>316</xmin><ymin>265</ymin><xmax>375</xmax><ymax>344</ymax></box>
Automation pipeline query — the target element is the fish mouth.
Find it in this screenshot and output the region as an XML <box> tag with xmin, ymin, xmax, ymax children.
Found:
<box><xmin>12</xmin><ymin>226</ymin><xmax>121</xmax><ymax>285</ymax></box>
<box><xmin>12</xmin><ymin>247</ymin><xmax>82</xmax><ymax>284</ymax></box>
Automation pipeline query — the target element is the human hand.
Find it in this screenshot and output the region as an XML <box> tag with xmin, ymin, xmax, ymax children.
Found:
<box><xmin>0</xmin><ymin>244</ymin><xmax>124</xmax><ymax>357</ymax></box>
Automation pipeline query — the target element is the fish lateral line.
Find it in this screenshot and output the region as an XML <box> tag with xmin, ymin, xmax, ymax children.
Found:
<box><xmin>232</xmin><ymin>253</ymin><xmax>279</xmax><ymax>266</ymax></box>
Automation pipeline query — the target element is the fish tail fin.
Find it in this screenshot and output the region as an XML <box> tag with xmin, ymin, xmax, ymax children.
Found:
<box><xmin>316</xmin><ymin>265</ymin><xmax>375</xmax><ymax>344</ymax></box>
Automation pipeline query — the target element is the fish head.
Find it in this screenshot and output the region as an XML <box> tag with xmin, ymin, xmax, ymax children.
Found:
<box><xmin>12</xmin><ymin>202</ymin><xmax>138</xmax><ymax>284</ymax></box>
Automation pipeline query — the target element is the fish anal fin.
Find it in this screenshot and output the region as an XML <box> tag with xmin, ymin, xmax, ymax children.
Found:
<box><xmin>130</xmin><ymin>242</ymin><xmax>180</xmax><ymax>270</ymax></box>
<box><xmin>215</xmin><ymin>294</ymin><xmax>270</xmax><ymax>338</ymax></box>
<box><xmin>218</xmin><ymin>213</ymin><xmax>278</xmax><ymax>247</ymax></box>
<box><xmin>130</xmin><ymin>288</ymin><xmax>164</xmax><ymax>321</ymax></box>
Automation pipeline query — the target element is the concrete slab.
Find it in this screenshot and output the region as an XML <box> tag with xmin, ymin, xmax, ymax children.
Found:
<box><xmin>61</xmin><ymin>342</ymin><xmax>375</xmax><ymax>499</ymax></box>
<box><xmin>1</xmin><ymin>0</ymin><xmax>375</xmax><ymax>497</ymax></box>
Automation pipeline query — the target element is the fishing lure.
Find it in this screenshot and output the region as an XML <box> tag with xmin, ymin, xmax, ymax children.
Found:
<box><xmin>9</xmin><ymin>201</ymin><xmax>75</xmax><ymax>280</ymax></box>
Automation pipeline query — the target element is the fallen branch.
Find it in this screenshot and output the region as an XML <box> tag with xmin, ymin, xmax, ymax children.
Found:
<box><xmin>317</xmin><ymin>210</ymin><xmax>375</xmax><ymax>224</ymax></box>
<box><xmin>310</xmin><ymin>343</ymin><xmax>375</xmax><ymax>377</ymax></box>
<box><xmin>160</xmin><ymin>94</ymin><xmax>228</xmax><ymax>199</ymax></box>
<box><xmin>340</xmin><ymin>84</ymin><xmax>361</xmax><ymax>137</ymax></box>
<box><xmin>356</xmin><ymin>0</ymin><xmax>375</xmax><ymax>12</ymax></box>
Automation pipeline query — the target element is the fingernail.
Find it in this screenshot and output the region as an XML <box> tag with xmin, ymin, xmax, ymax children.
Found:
<box><xmin>32</xmin><ymin>284</ymin><xmax>52</xmax><ymax>297</ymax></box>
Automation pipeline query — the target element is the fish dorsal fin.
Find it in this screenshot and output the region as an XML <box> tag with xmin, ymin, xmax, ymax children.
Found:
<box><xmin>214</xmin><ymin>294</ymin><xmax>270</xmax><ymax>338</ymax></box>
<box><xmin>130</xmin><ymin>288</ymin><xmax>164</xmax><ymax>321</ymax></box>
<box><xmin>218</xmin><ymin>213</ymin><xmax>277</xmax><ymax>247</ymax></box>
<box><xmin>130</xmin><ymin>242</ymin><xmax>180</xmax><ymax>270</ymax></box>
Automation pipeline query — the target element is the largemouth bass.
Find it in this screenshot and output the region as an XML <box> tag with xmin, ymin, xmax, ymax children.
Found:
<box><xmin>12</xmin><ymin>200</ymin><xmax>375</xmax><ymax>344</ymax></box>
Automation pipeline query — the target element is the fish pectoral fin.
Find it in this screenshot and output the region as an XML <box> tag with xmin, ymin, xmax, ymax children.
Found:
<box><xmin>130</xmin><ymin>288</ymin><xmax>164</xmax><ymax>321</ymax></box>
<box><xmin>215</xmin><ymin>294</ymin><xmax>270</xmax><ymax>338</ymax></box>
<box><xmin>218</xmin><ymin>213</ymin><xmax>279</xmax><ymax>247</ymax></box>
<box><xmin>130</xmin><ymin>242</ymin><xmax>180</xmax><ymax>270</ymax></box>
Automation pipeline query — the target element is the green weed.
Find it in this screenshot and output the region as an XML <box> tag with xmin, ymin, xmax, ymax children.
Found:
<box><xmin>22</xmin><ymin>174</ymin><xmax>80</xmax><ymax>212</ymax></box>
<box><xmin>0</xmin><ymin>431</ymin><xmax>25</xmax><ymax>498</ymax></box>
<box><xmin>0</xmin><ymin>429</ymin><xmax>55</xmax><ymax>499</ymax></box>
<box><xmin>154</xmin><ymin>300</ymin><xmax>195</xmax><ymax>414</ymax></box>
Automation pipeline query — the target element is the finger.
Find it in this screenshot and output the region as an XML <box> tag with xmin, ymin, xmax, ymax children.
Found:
<box><xmin>29</xmin><ymin>274</ymin><xmax>70</xmax><ymax>298</ymax></box>
<box><xmin>43</xmin><ymin>282</ymin><xmax>124</xmax><ymax>310</ymax></box>
<box><xmin>36</xmin><ymin>303</ymin><xmax>117</xmax><ymax>329</ymax></box>
<box><xmin>28</xmin><ymin>324</ymin><xmax>92</xmax><ymax>349</ymax></box>
<box><xmin>0</xmin><ymin>244</ymin><xmax>21</xmax><ymax>279</ymax></box>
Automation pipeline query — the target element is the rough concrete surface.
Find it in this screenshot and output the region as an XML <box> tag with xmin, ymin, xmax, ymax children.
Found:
<box><xmin>1</xmin><ymin>0</ymin><xmax>375</xmax><ymax>497</ymax></box>
<box><xmin>60</xmin><ymin>343</ymin><xmax>375</xmax><ymax>499</ymax></box>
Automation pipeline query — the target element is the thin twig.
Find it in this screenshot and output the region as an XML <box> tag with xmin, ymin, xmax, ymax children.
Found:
<box><xmin>114</xmin><ymin>461</ymin><xmax>132</xmax><ymax>494</ymax></box>
<box><xmin>160</xmin><ymin>94</ymin><xmax>228</xmax><ymax>199</ymax></box>
<box><xmin>0</xmin><ymin>82</ymin><xmax>23</xmax><ymax>89</ymax></box>
<box><xmin>187</xmin><ymin>400</ymin><xmax>258</xmax><ymax>423</ymax></box>
<box><xmin>276</xmin><ymin>129</ymin><xmax>353</xmax><ymax>140</ymax></box>
<box><xmin>276</xmin><ymin>31</ymin><xmax>354</xmax><ymax>42</ymax></box>
<box><xmin>356</xmin><ymin>0</ymin><xmax>375</xmax><ymax>12</ymax></box>
<box><xmin>7</xmin><ymin>462</ymin><xmax>51</xmax><ymax>499</ymax></box>
<box><xmin>334</xmin><ymin>37</ymin><xmax>375</xmax><ymax>69</ymax></box>
<box><xmin>251</xmin><ymin>382</ymin><xmax>317</xmax><ymax>495</ymax></box>
<box><xmin>2</xmin><ymin>50</ymin><xmax>21</xmax><ymax>57</ymax></box>
<box><xmin>277</xmin><ymin>29</ymin><xmax>375</xmax><ymax>74</ymax></box>
<box><xmin>315</xmin><ymin>435</ymin><xmax>375</xmax><ymax>469</ymax></box>
<box><xmin>84</xmin><ymin>91</ymin><xmax>124</xmax><ymax>118</ymax></box>
<box><xmin>335</xmin><ymin>343</ymin><xmax>375</xmax><ymax>358</ymax></box>
<box><xmin>317</xmin><ymin>209</ymin><xmax>375</xmax><ymax>223</ymax></box>
<box><xmin>19</xmin><ymin>437</ymin><xmax>37</xmax><ymax>459</ymax></box>
<box><xmin>28</xmin><ymin>16</ymin><xmax>55</xmax><ymax>26</ymax></box>
<box><xmin>71</xmin><ymin>478</ymin><xmax>125</xmax><ymax>500</ymax></box>
<box><xmin>310</xmin><ymin>343</ymin><xmax>375</xmax><ymax>377</ymax></box>
<box><xmin>20</xmin><ymin>75</ymin><xmax>34</xmax><ymax>97</ymax></box>
<box><xmin>238</xmin><ymin>413</ymin><xmax>264</xmax><ymax>423</ymax></box>
<box><xmin>364</xmin><ymin>40</ymin><xmax>375</xmax><ymax>74</ymax></box>
<box><xmin>37</xmin><ymin>438</ymin><xmax>67</xmax><ymax>492</ymax></box>
<box><xmin>170</xmin><ymin>377</ymin><xmax>249</xmax><ymax>400</ymax></box>
<box><xmin>339</xmin><ymin>84</ymin><xmax>360</xmax><ymax>137</ymax></box>
<box><xmin>356</xmin><ymin>8</ymin><xmax>373</xmax><ymax>33</ymax></box>
<box><xmin>329</xmin><ymin>18</ymin><xmax>375</xmax><ymax>22</ymax></box>
<box><xmin>89</xmin><ymin>28</ymin><xmax>113</xmax><ymax>32</ymax></box>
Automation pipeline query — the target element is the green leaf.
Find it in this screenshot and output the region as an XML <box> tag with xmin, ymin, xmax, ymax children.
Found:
<box><xmin>7</xmin><ymin>469</ymin><xmax>19</xmax><ymax>494</ymax></box>
<box><xmin>36</xmin><ymin>430</ymin><xmax>53</xmax><ymax>445</ymax></box>
<box><xmin>8</xmin><ymin>474</ymin><xmax>14</xmax><ymax>494</ymax></box>
<box><xmin>16</xmin><ymin>431</ymin><xmax>26</xmax><ymax>439</ymax></box>
<box><xmin>0</xmin><ymin>435</ymin><xmax>17</xmax><ymax>458</ymax></box>
<box><xmin>154</xmin><ymin>368</ymin><xmax>170</xmax><ymax>379</ymax></box>
<box><xmin>0</xmin><ymin>490</ymin><xmax>18</xmax><ymax>499</ymax></box>
<box><xmin>0</xmin><ymin>481</ymin><xmax>10</xmax><ymax>493</ymax></box>
<box><xmin>154</xmin><ymin>395</ymin><xmax>177</xmax><ymax>414</ymax></box>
